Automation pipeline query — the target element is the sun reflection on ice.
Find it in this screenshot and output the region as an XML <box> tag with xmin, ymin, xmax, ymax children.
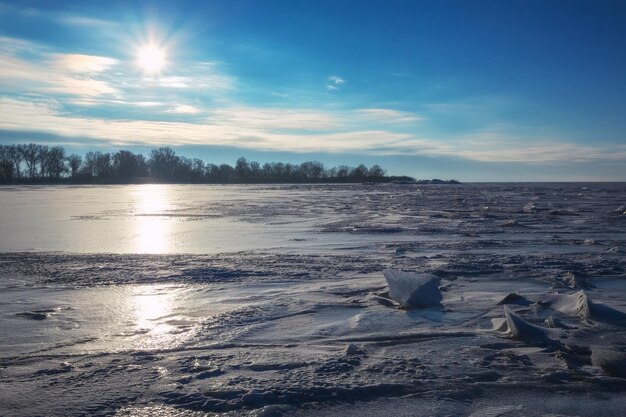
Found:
<box><xmin>133</xmin><ymin>286</ymin><xmax>177</xmax><ymax>351</ymax></box>
<box><xmin>133</xmin><ymin>185</ymin><xmax>172</xmax><ymax>254</ymax></box>
<box><xmin>134</xmin><ymin>285</ymin><xmax>172</xmax><ymax>333</ymax></box>
<box><xmin>131</xmin><ymin>285</ymin><xmax>197</xmax><ymax>351</ymax></box>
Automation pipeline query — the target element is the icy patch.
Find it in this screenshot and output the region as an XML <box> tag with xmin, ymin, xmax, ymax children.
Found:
<box><xmin>591</xmin><ymin>348</ymin><xmax>626</xmax><ymax>378</ymax></box>
<box><xmin>468</xmin><ymin>405</ymin><xmax>523</xmax><ymax>417</ymax></box>
<box><xmin>382</xmin><ymin>269</ymin><xmax>442</xmax><ymax>308</ymax></box>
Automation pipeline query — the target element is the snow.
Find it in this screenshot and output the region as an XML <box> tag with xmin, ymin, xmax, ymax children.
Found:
<box><xmin>1</xmin><ymin>183</ymin><xmax>625</xmax><ymax>416</ymax></box>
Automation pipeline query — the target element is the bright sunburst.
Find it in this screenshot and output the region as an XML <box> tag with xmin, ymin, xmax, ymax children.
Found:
<box><xmin>137</xmin><ymin>44</ymin><xmax>166</xmax><ymax>74</ymax></box>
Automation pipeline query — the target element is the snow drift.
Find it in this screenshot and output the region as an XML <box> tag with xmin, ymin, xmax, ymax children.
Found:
<box><xmin>539</xmin><ymin>290</ymin><xmax>626</xmax><ymax>324</ymax></box>
<box><xmin>492</xmin><ymin>306</ymin><xmax>554</xmax><ymax>345</ymax></box>
<box><xmin>382</xmin><ymin>269</ymin><xmax>442</xmax><ymax>309</ymax></box>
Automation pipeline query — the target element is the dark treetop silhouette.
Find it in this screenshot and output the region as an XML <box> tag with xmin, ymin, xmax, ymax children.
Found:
<box><xmin>0</xmin><ymin>144</ymin><xmax>419</xmax><ymax>184</ymax></box>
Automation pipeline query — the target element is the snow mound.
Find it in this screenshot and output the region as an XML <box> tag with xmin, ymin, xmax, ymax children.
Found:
<box><xmin>540</xmin><ymin>291</ymin><xmax>591</xmax><ymax>321</ymax></box>
<box><xmin>497</xmin><ymin>293</ymin><xmax>531</xmax><ymax>306</ymax></box>
<box><xmin>382</xmin><ymin>269</ymin><xmax>441</xmax><ymax>309</ymax></box>
<box><xmin>558</xmin><ymin>272</ymin><xmax>589</xmax><ymax>289</ymax></box>
<box><xmin>501</xmin><ymin>306</ymin><xmax>551</xmax><ymax>344</ymax></box>
<box><xmin>540</xmin><ymin>290</ymin><xmax>626</xmax><ymax>324</ymax></box>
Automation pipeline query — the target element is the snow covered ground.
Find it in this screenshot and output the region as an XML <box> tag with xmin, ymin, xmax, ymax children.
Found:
<box><xmin>1</xmin><ymin>183</ymin><xmax>625</xmax><ymax>416</ymax></box>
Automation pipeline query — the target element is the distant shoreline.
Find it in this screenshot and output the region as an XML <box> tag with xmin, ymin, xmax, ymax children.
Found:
<box><xmin>0</xmin><ymin>177</ymin><xmax>464</xmax><ymax>186</ymax></box>
<box><xmin>2</xmin><ymin>143</ymin><xmax>449</xmax><ymax>185</ymax></box>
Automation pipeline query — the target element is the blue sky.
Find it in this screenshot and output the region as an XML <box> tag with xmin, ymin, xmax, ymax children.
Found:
<box><xmin>0</xmin><ymin>0</ymin><xmax>625</xmax><ymax>180</ymax></box>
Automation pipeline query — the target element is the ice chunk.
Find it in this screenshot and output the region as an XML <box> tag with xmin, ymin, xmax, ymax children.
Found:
<box><xmin>382</xmin><ymin>269</ymin><xmax>442</xmax><ymax>309</ymax></box>
<box><xmin>541</xmin><ymin>290</ymin><xmax>626</xmax><ymax>324</ymax></box>
<box><xmin>344</xmin><ymin>343</ymin><xmax>364</xmax><ymax>356</ymax></box>
<box><xmin>497</xmin><ymin>293</ymin><xmax>531</xmax><ymax>306</ymax></box>
<box><xmin>558</xmin><ymin>272</ymin><xmax>588</xmax><ymax>289</ymax></box>
<box><xmin>491</xmin><ymin>317</ymin><xmax>509</xmax><ymax>332</ymax></box>
<box><xmin>503</xmin><ymin>306</ymin><xmax>551</xmax><ymax>344</ymax></box>
<box><xmin>522</xmin><ymin>202</ymin><xmax>536</xmax><ymax>213</ymax></box>
<box><xmin>542</xmin><ymin>290</ymin><xmax>591</xmax><ymax>320</ymax></box>
<box><xmin>544</xmin><ymin>316</ymin><xmax>573</xmax><ymax>329</ymax></box>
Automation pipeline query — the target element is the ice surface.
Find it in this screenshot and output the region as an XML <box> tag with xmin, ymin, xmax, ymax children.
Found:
<box><xmin>383</xmin><ymin>269</ymin><xmax>441</xmax><ymax>308</ymax></box>
<box><xmin>1</xmin><ymin>183</ymin><xmax>625</xmax><ymax>416</ymax></box>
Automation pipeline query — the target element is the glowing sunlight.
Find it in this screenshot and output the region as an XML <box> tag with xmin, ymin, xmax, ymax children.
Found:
<box><xmin>136</xmin><ymin>43</ymin><xmax>166</xmax><ymax>74</ymax></box>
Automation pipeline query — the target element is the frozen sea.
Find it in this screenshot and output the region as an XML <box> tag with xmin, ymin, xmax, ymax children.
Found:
<box><xmin>1</xmin><ymin>183</ymin><xmax>625</xmax><ymax>416</ymax></box>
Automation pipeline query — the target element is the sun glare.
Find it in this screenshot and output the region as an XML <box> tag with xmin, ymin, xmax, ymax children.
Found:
<box><xmin>137</xmin><ymin>44</ymin><xmax>166</xmax><ymax>74</ymax></box>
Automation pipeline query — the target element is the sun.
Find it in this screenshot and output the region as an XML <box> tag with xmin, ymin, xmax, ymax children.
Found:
<box><xmin>137</xmin><ymin>44</ymin><xmax>166</xmax><ymax>74</ymax></box>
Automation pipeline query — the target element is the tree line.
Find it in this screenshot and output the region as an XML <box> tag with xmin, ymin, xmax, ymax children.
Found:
<box><xmin>0</xmin><ymin>144</ymin><xmax>411</xmax><ymax>184</ymax></box>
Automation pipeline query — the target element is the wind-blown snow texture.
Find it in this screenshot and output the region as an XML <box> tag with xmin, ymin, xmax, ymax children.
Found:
<box><xmin>1</xmin><ymin>183</ymin><xmax>626</xmax><ymax>416</ymax></box>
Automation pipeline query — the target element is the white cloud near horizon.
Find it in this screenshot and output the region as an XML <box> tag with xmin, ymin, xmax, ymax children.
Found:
<box><xmin>167</xmin><ymin>104</ymin><xmax>201</xmax><ymax>114</ymax></box>
<box><xmin>1</xmin><ymin>97</ymin><xmax>625</xmax><ymax>164</ymax></box>
<box><xmin>0</xmin><ymin>98</ymin><xmax>414</xmax><ymax>152</ymax></box>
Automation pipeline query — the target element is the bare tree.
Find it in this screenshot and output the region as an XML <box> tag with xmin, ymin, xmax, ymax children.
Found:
<box><xmin>351</xmin><ymin>164</ymin><xmax>369</xmax><ymax>178</ymax></box>
<box><xmin>67</xmin><ymin>154</ymin><xmax>82</xmax><ymax>178</ymax></box>
<box><xmin>7</xmin><ymin>145</ymin><xmax>22</xmax><ymax>179</ymax></box>
<box><xmin>81</xmin><ymin>151</ymin><xmax>96</xmax><ymax>177</ymax></box>
<box><xmin>46</xmin><ymin>146</ymin><xmax>66</xmax><ymax>179</ymax></box>
<box><xmin>0</xmin><ymin>145</ymin><xmax>15</xmax><ymax>181</ymax></box>
<box><xmin>235</xmin><ymin>157</ymin><xmax>250</xmax><ymax>180</ymax></box>
<box><xmin>149</xmin><ymin>147</ymin><xmax>179</xmax><ymax>180</ymax></box>
<box><xmin>19</xmin><ymin>143</ymin><xmax>39</xmax><ymax>179</ymax></box>
<box><xmin>369</xmin><ymin>164</ymin><xmax>386</xmax><ymax>178</ymax></box>
<box><xmin>38</xmin><ymin>145</ymin><xmax>50</xmax><ymax>178</ymax></box>
<box><xmin>113</xmin><ymin>150</ymin><xmax>147</xmax><ymax>179</ymax></box>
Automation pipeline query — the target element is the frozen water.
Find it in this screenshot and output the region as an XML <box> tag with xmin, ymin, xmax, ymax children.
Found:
<box><xmin>1</xmin><ymin>183</ymin><xmax>625</xmax><ymax>416</ymax></box>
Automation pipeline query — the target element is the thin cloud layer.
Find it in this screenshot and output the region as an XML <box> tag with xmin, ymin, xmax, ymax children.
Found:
<box><xmin>0</xmin><ymin>40</ymin><xmax>119</xmax><ymax>97</ymax></box>
<box><xmin>1</xmin><ymin>97</ymin><xmax>624</xmax><ymax>163</ymax></box>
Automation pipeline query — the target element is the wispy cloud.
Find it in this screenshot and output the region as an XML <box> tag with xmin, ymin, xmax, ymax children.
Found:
<box><xmin>2</xmin><ymin>97</ymin><xmax>625</xmax><ymax>164</ymax></box>
<box><xmin>167</xmin><ymin>104</ymin><xmax>201</xmax><ymax>114</ymax></box>
<box><xmin>0</xmin><ymin>43</ymin><xmax>119</xmax><ymax>97</ymax></box>
<box><xmin>327</xmin><ymin>75</ymin><xmax>345</xmax><ymax>91</ymax></box>
<box><xmin>0</xmin><ymin>98</ymin><xmax>401</xmax><ymax>153</ymax></box>
<box><xmin>56</xmin><ymin>14</ymin><xmax>119</xmax><ymax>29</ymax></box>
<box><xmin>51</xmin><ymin>54</ymin><xmax>118</xmax><ymax>74</ymax></box>
<box><xmin>355</xmin><ymin>108</ymin><xmax>424</xmax><ymax>123</ymax></box>
<box><xmin>208</xmin><ymin>107</ymin><xmax>342</xmax><ymax>131</ymax></box>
